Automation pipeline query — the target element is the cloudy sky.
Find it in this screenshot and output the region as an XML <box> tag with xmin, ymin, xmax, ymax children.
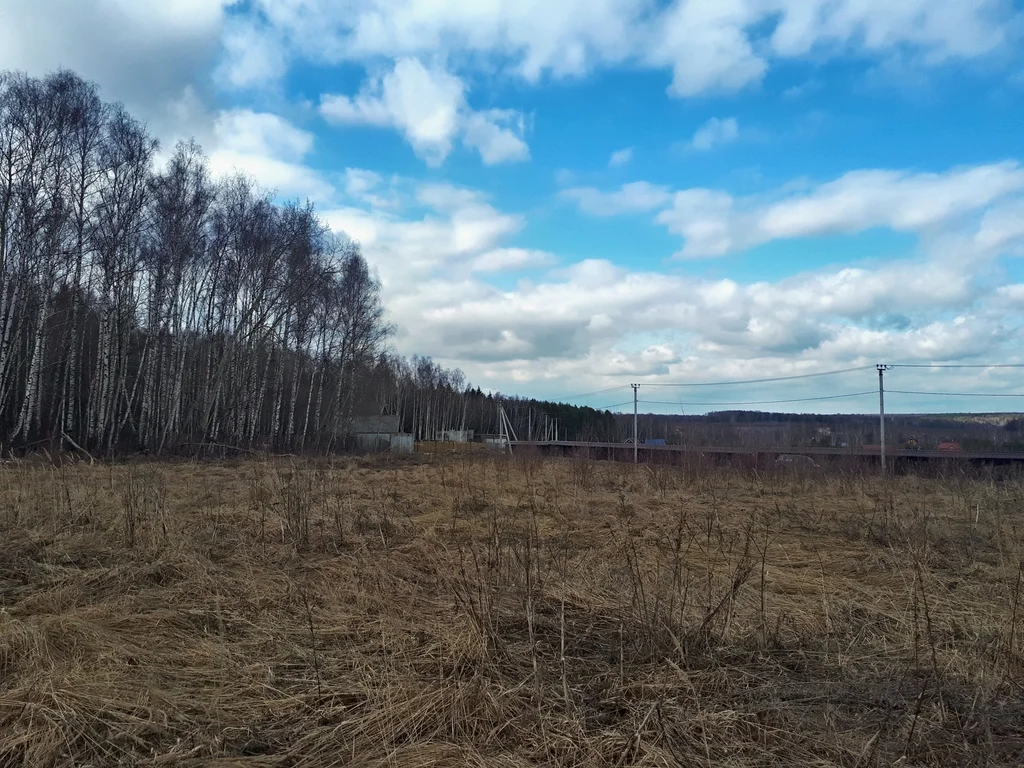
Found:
<box><xmin>4</xmin><ymin>0</ymin><xmax>1024</xmax><ymax>414</ymax></box>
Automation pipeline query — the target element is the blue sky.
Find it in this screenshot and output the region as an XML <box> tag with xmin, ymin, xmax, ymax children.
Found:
<box><xmin>3</xmin><ymin>0</ymin><xmax>1024</xmax><ymax>414</ymax></box>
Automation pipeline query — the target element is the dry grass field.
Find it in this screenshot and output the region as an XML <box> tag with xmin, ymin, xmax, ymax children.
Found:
<box><xmin>3</xmin><ymin>453</ymin><xmax>1024</xmax><ymax>767</ymax></box>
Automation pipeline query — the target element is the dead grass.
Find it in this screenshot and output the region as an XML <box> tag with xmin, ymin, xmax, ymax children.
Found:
<box><xmin>2</xmin><ymin>454</ymin><xmax>1024</xmax><ymax>766</ymax></box>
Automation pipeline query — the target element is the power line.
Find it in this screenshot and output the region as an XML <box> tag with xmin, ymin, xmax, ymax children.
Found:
<box><xmin>554</xmin><ymin>363</ymin><xmax>1024</xmax><ymax>407</ymax></box>
<box><xmin>561</xmin><ymin>385</ymin><xmax>631</xmax><ymax>401</ymax></box>
<box><xmin>637</xmin><ymin>391</ymin><xmax>877</xmax><ymax>407</ymax></box>
<box><xmin>640</xmin><ymin>365</ymin><xmax>874</xmax><ymax>388</ymax></box>
<box><xmin>889</xmin><ymin>364</ymin><xmax>1024</xmax><ymax>369</ymax></box>
<box><xmin>888</xmin><ymin>389</ymin><xmax>1024</xmax><ymax>398</ymax></box>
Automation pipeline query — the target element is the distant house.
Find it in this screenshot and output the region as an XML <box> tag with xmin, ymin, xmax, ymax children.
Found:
<box><xmin>350</xmin><ymin>415</ymin><xmax>413</xmax><ymax>454</ymax></box>
<box><xmin>351</xmin><ymin>415</ymin><xmax>400</xmax><ymax>435</ymax></box>
<box><xmin>905</xmin><ymin>436</ymin><xmax>920</xmax><ymax>449</ymax></box>
<box><xmin>938</xmin><ymin>441</ymin><xmax>962</xmax><ymax>452</ymax></box>
<box><xmin>644</xmin><ymin>438</ymin><xmax>666</xmax><ymax>446</ymax></box>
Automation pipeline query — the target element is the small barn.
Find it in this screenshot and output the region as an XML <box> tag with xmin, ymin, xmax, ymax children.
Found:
<box><xmin>350</xmin><ymin>415</ymin><xmax>413</xmax><ymax>454</ymax></box>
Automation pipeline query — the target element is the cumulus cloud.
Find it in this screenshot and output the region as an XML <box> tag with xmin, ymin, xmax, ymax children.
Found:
<box><xmin>757</xmin><ymin>163</ymin><xmax>1024</xmax><ymax>240</ymax></box>
<box><xmin>321</xmin><ymin>58</ymin><xmax>528</xmax><ymax>166</ymax></box>
<box><xmin>690</xmin><ymin>117</ymin><xmax>740</xmax><ymax>151</ymax></box>
<box><xmin>206</xmin><ymin>109</ymin><xmax>335</xmax><ymax>201</ymax></box>
<box><xmin>471</xmin><ymin>248</ymin><xmax>557</xmax><ymax>273</ymax></box>
<box><xmin>314</xmin><ymin>167</ymin><xmax>1023</xmax><ymax>396</ymax></box>
<box><xmin>561</xmin><ymin>182</ymin><xmax>672</xmax><ymax>216</ymax></box>
<box><xmin>975</xmin><ymin>199</ymin><xmax>1024</xmax><ymax>255</ymax></box>
<box><xmin>463</xmin><ymin>110</ymin><xmax>531</xmax><ymax>165</ymax></box>
<box><xmin>313</xmin><ymin>173</ymin><xmax>1015</xmax><ymax>386</ymax></box>
<box><xmin>652</xmin><ymin>161</ymin><xmax>1024</xmax><ymax>257</ymax></box>
<box><xmin>343</xmin><ymin>168</ymin><xmax>383</xmax><ymax>199</ymax></box>
<box><xmin>223</xmin><ymin>0</ymin><xmax>1017</xmax><ymax>97</ymax></box>
<box><xmin>319</xmin><ymin>181</ymin><xmax>525</xmax><ymax>291</ymax></box>
<box><xmin>656</xmin><ymin>189</ymin><xmax>738</xmax><ymax>256</ymax></box>
<box><xmin>217</xmin><ymin>16</ymin><xmax>288</xmax><ymax>89</ymax></box>
<box><xmin>389</xmin><ymin>249</ymin><xmax>996</xmax><ymax>374</ymax></box>
<box><xmin>650</xmin><ymin>3</ymin><xmax>767</xmax><ymax>95</ymax></box>
<box><xmin>609</xmin><ymin>147</ymin><xmax>634</xmax><ymax>167</ymax></box>
<box><xmin>566</xmin><ymin>164</ymin><xmax>1024</xmax><ymax>257</ymax></box>
<box><xmin>272</xmin><ymin>160</ymin><xmax>1024</xmax><ymax>398</ymax></box>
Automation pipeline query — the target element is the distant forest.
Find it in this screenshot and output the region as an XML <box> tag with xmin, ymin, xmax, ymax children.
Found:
<box><xmin>2</xmin><ymin>69</ymin><xmax>1021</xmax><ymax>456</ymax></box>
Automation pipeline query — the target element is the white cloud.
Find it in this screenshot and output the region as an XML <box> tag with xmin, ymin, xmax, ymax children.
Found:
<box><xmin>206</xmin><ymin>109</ymin><xmax>335</xmax><ymax>201</ymax></box>
<box><xmin>246</xmin><ymin>0</ymin><xmax>643</xmax><ymax>82</ymax></box>
<box><xmin>217</xmin><ymin>17</ymin><xmax>287</xmax><ymax>89</ymax></box>
<box><xmin>321</xmin><ymin>58</ymin><xmax>528</xmax><ymax>166</ymax></box>
<box><xmin>387</xmin><ymin>248</ymin><xmax>996</xmax><ymax>372</ymax></box>
<box><xmin>343</xmin><ymin>168</ymin><xmax>384</xmax><ymax>199</ymax></box>
<box><xmin>562</xmin><ymin>182</ymin><xmax>672</xmax><ymax>216</ymax></box>
<box><xmin>471</xmin><ymin>248</ymin><xmax>556</xmax><ymax>272</ymax></box>
<box><xmin>320</xmin><ymin>181</ymin><xmax>524</xmax><ymax>291</ymax></box>
<box><xmin>304</xmin><ymin>173</ymin><xmax>1024</xmax><ymax>401</ymax></box>
<box><xmin>463</xmin><ymin>110</ymin><xmax>531</xmax><ymax>165</ymax></box>
<box><xmin>654</xmin><ymin>161</ymin><xmax>1024</xmax><ymax>257</ymax></box>
<box><xmin>656</xmin><ymin>189</ymin><xmax>737</xmax><ymax>256</ymax></box>
<box><xmin>975</xmin><ymin>199</ymin><xmax>1024</xmax><ymax>255</ymax></box>
<box><xmin>213</xmin><ymin>109</ymin><xmax>313</xmax><ymax>160</ymax></box>
<box><xmin>321</xmin><ymin>58</ymin><xmax>464</xmax><ymax>164</ymax></box>
<box><xmin>758</xmin><ymin>163</ymin><xmax>1024</xmax><ymax>239</ymax></box>
<box><xmin>691</xmin><ymin>117</ymin><xmax>740</xmax><ymax>151</ymax></box>
<box><xmin>609</xmin><ymin>147</ymin><xmax>633</xmax><ymax>167</ymax></box>
<box><xmin>651</xmin><ymin>2</ymin><xmax>767</xmax><ymax>95</ymax></box>
<box><xmin>226</xmin><ymin>0</ymin><xmax>1018</xmax><ymax>97</ymax></box>
<box><xmin>770</xmin><ymin>0</ymin><xmax>1010</xmax><ymax>60</ymax></box>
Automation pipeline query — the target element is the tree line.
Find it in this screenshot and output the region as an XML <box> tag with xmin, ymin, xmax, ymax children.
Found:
<box><xmin>0</xmin><ymin>68</ymin><xmax>625</xmax><ymax>456</ymax></box>
<box><xmin>0</xmin><ymin>69</ymin><xmax>398</xmax><ymax>455</ymax></box>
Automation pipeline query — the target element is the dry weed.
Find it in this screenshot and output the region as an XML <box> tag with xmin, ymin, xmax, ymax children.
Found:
<box><xmin>1</xmin><ymin>455</ymin><xmax>1023</xmax><ymax>766</ymax></box>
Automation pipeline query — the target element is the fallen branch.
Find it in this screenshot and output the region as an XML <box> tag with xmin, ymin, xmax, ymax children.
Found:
<box><xmin>61</xmin><ymin>432</ymin><xmax>95</xmax><ymax>465</ymax></box>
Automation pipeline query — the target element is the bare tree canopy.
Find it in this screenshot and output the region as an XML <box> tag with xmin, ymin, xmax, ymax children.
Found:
<box><xmin>0</xmin><ymin>69</ymin><xmax>394</xmax><ymax>455</ymax></box>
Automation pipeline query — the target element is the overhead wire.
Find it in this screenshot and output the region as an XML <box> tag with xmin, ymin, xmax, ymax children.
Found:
<box><xmin>639</xmin><ymin>365</ymin><xmax>875</xmax><ymax>387</ymax></box>
<box><xmin>889</xmin><ymin>363</ymin><xmax>1024</xmax><ymax>369</ymax></box>
<box><xmin>887</xmin><ymin>389</ymin><xmax>1024</xmax><ymax>398</ymax></box>
<box><xmin>560</xmin><ymin>385</ymin><xmax>632</xmax><ymax>401</ymax></box>
<box><xmin>636</xmin><ymin>391</ymin><xmax>876</xmax><ymax>408</ymax></box>
<box><xmin>556</xmin><ymin>363</ymin><xmax>1023</xmax><ymax>408</ymax></box>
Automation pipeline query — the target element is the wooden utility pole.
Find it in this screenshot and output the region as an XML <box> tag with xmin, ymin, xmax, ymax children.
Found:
<box><xmin>877</xmin><ymin>365</ymin><xmax>892</xmax><ymax>474</ymax></box>
<box><xmin>631</xmin><ymin>383</ymin><xmax>639</xmax><ymax>463</ymax></box>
